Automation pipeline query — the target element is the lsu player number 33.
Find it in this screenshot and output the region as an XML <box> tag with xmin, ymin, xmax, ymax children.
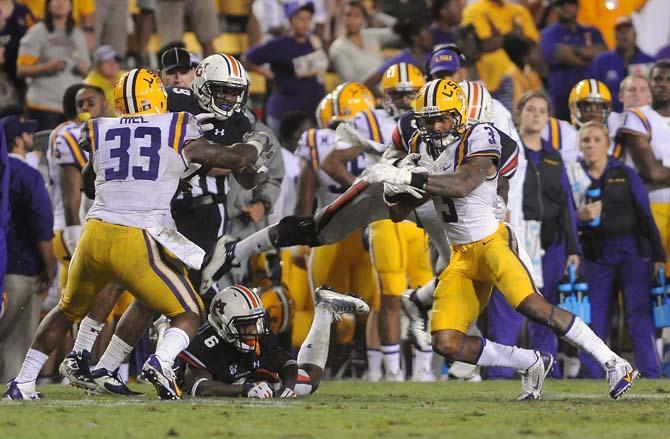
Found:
<box><xmin>367</xmin><ymin>78</ymin><xmax>640</xmax><ymax>401</ymax></box>
<box><xmin>5</xmin><ymin>69</ymin><xmax>266</xmax><ymax>401</ymax></box>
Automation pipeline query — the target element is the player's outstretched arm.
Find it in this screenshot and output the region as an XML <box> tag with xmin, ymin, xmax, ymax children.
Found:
<box><xmin>184</xmin><ymin>138</ymin><xmax>258</xmax><ymax>171</ymax></box>
<box><xmin>81</xmin><ymin>161</ymin><xmax>96</xmax><ymax>200</ymax></box>
<box><xmin>620</xmin><ymin>132</ymin><xmax>670</xmax><ymax>187</ymax></box>
<box><xmin>415</xmin><ymin>156</ymin><xmax>494</xmax><ymax>198</ymax></box>
<box><xmin>320</xmin><ymin>145</ymin><xmax>364</xmax><ymax>187</ymax></box>
<box><xmin>184</xmin><ymin>365</ymin><xmax>248</xmax><ymax>397</ymax></box>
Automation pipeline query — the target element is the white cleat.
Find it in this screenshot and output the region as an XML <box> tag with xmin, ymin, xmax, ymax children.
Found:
<box><xmin>384</xmin><ymin>370</ymin><xmax>405</xmax><ymax>382</ymax></box>
<box><xmin>401</xmin><ymin>289</ymin><xmax>432</xmax><ymax>351</ymax></box>
<box><xmin>365</xmin><ymin>369</ymin><xmax>383</xmax><ymax>382</ymax></box>
<box><xmin>200</xmin><ymin>235</ymin><xmax>245</xmax><ymax>297</ymax></box>
<box><xmin>4</xmin><ymin>380</ymin><xmax>42</xmax><ymax>400</ymax></box>
<box><xmin>314</xmin><ymin>287</ymin><xmax>370</xmax><ymax>316</ymax></box>
<box><xmin>518</xmin><ymin>351</ymin><xmax>554</xmax><ymax>401</ymax></box>
<box><xmin>607</xmin><ymin>357</ymin><xmax>639</xmax><ymax>399</ymax></box>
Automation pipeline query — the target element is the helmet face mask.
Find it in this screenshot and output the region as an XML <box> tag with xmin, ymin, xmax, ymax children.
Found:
<box><xmin>381</xmin><ymin>63</ymin><xmax>425</xmax><ymax>119</ymax></box>
<box><xmin>383</xmin><ymin>89</ymin><xmax>418</xmax><ymax>118</ymax></box>
<box><xmin>575</xmin><ymin>100</ymin><xmax>610</xmax><ymax>126</ymax></box>
<box><xmin>193</xmin><ymin>54</ymin><xmax>249</xmax><ymax>120</ymax></box>
<box><xmin>416</xmin><ymin>109</ymin><xmax>463</xmax><ymax>158</ymax></box>
<box><xmin>227</xmin><ymin>314</ymin><xmax>266</xmax><ymax>352</ymax></box>
<box><xmin>569</xmin><ymin>79</ymin><xmax>612</xmax><ymax>127</ymax></box>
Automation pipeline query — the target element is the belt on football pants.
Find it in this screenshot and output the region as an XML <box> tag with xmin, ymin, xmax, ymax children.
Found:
<box><xmin>172</xmin><ymin>194</ymin><xmax>226</xmax><ymax>210</ymax></box>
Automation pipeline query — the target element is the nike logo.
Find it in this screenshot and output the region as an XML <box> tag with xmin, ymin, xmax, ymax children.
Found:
<box><xmin>482</xmin><ymin>239</ymin><xmax>493</xmax><ymax>246</ymax></box>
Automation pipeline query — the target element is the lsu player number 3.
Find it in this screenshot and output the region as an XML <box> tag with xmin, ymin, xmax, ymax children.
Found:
<box><xmin>5</xmin><ymin>69</ymin><xmax>267</xmax><ymax>401</ymax></box>
<box><xmin>368</xmin><ymin>79</ymin><xmax>640</xmax><ymax>400</ymax></box>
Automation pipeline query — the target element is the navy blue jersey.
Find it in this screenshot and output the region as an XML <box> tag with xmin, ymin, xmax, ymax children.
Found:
<box><xmin>176</xmin><ymin>323</ymin><xmax>291</xmax><ymax>385</ymax></box>
<box><xmin>166</xmin><ymin>86</ymin><xmax>252</xmax><ymax>146</ymax></box>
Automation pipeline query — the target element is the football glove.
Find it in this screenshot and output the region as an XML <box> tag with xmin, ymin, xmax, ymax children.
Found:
<box><xmin>383</xmin><ymin>181</ymin><xmax>425</xmax><ymax>203</ymax></box>
<box><xmin>62</xmin><ymin>225</ymin><xmax>82</xmax><ymax>255</ymax></box>
<box><xmin>335</xmin><ymin>122</ymin><xmax>386</xmax><ymax>155</ymax></box>
<box><xmin>395</xmin><ymin>153</ymin><xmax>421</xmax><ymax>169</ymax></box>
<box><xmin>195</xmin><ymin>112</ymin><xmax>216</xmax><ymax>132</ymax></box>
<box><xmin>276</xmin><ymin>387</ymin><xmax>297</xmax><ymax>398</ymax></box>
<box><xmin>366</xmin><ymin>163</ymin><xmax>427</xmax><ymax>186</ymax></box>
<box><xmin>243</xmin><ymin>130</ymin><xmax>274</xmax><ymax>171</ymax></box>
<box><xmin>493</xmin><ymin>195</ymin><xmax>507</xmax><ymax>221</ymax></box>
<box><xmin>243</xmin><ymin>381</ymin><xmax>273</xmax><ymax>399</ymax></box>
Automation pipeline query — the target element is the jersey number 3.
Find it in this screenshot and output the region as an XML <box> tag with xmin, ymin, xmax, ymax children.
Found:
<box><xmin>104</xmin><ymin>127</ymin><xmax>161</xmax><ymax>181</ymax></box>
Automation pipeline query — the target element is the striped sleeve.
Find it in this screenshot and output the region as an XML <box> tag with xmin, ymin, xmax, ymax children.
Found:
<box><xmin>169</xmin><ymin>112</ymin><xmax>202</xmax><ymax>153</ymax></box>
<box><xmin>617</xmin><ymin>109</ymin><xmax>652</xmax><ymax>138</ymax></box>
<box><xmin>464</xmin><ymin>123</ymin><xmax>501</xmax><ymax>161</ymax></box>
<box><xmin>353</xmin><ymin>109</ymin><xmax>383</xmax><ymax>144</ymax></box>
<box><xmin>498</xmin><ymin>129</ymin><xmax>520</xmax><ymax>178</ymax></box>
<box><xmin>55</xmin><ymin>125</ymin><xmax>87</xmax><ymax>168</ymax></box>
<box><xmin>295</xmin><ymin>128</ymin><xmax>319</xmax><ymax>170</ymax></box>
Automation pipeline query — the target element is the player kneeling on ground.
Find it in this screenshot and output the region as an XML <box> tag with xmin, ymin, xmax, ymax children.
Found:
<box><xmin>178</xmin><ymin>286</ymin><xmax>368</xmax><ymax>397</ymax></box>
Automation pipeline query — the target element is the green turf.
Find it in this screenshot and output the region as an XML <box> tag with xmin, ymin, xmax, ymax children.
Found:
<box><xmin>1</xmin><ymin>380</ymin><xmax>670</xmax><ymax>438</ymax></box>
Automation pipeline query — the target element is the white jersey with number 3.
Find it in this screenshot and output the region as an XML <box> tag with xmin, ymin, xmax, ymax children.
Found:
<box><xmin>82</xmin><ymin>112</ymin><xmax>202</xmax><ymax>229</ymax></box>
<box><xmin>416</xmin><ymin>123</ymin><xmax>501</xmax><ymax>245</ymax></box>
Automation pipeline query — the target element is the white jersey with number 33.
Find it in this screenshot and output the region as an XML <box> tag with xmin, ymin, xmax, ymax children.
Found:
<box><xmin>82</xmin><ymin>112</ymin><xmax>202</xmax><ymax>229</ymax></box>
<box><xmin>416</xmin><ymin>123</ymin><xmax>501</xmax><ymax>245</ymax></box>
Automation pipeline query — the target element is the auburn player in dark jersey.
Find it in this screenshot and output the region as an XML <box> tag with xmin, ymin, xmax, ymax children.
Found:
<box><xmin>177</xmin><ymin>286</ymin><xmax>368</xmax><ymax>397</ymax></box>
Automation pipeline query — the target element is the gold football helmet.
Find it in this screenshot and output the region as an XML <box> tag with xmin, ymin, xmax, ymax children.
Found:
<box><xmin>413</xmin><ymin>78</ymin><xmax>467</xmax><ymax>157</ymax></box>
<box><xmin>260</xmin><ymin>285</ymin><xmax>295</xmax><ymax>335</ymax></box>
<box><xmin>315</xmin><ymin>94</ymin><xmax>334</xmax><ymax>129</ymax></box>
<box><xmin>331</xmin><ymin>82</ymin><xmax>376</xmax><ymax>124</ymax></box>
<box><xmin>381</xmin><ymin>63</ymin><xmax>425</xmax><ymax>118</ymax></box>
<box><xmin>569</xmin><ymin>79</ymin><xmax>612</xmax><ymax>127</ymax></box>
<box><xmin>114</xmin><ymin>68</ymin><xmax>167</xmax><ymax>116</ymax></box>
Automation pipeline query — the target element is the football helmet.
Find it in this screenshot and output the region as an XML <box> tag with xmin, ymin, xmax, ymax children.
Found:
<box><xmin>114</xmin><ymin>68</ymin><xmax>167</xmax><ymax>116</ymax></box>
<box><xmin>260</xmin><ymin>285</ymin><xmax>295</xmax><ymax>334</ymax></box>
<box><xmin>208</xmin><ymin>285</ymin><xmax>267</xmax><ymax>352</ymax></box>
<box><xmin>569</xmin><ymin>79</ymin><xmax>612</xmax><ymax>127</ymax></box>
<box><xmin>381</xmin><ymin>63</ymin><xmax>425</xmax><ymax>118</ymax></box>
<box><xmin>315</xmin><ymin>93</ymin><xmax>334</xmax><ymax>129</ymax></box>
<box><xmin>413</xmin><ymin>79</ymin><xmax>467</xmax><ymax>158</ymax></box>
<box><xmin>459</xmin><ymin>80</ymin><xmax>494</xmax><ymax>125</ymax></box>
<box><xmin>192</xmin><ymin>53</ymin><xmax>248</xmax><ymax>120</ymax></box>
<box><xmin>331</xmin><ymin>82</ymin><xmax>376</xmax><ymax>124</ymax></box>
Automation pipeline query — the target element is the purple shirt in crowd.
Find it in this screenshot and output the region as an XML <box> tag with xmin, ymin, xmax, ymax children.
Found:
<box><xmin>245</xmin><ymin>35</ymin><xmax>326</xmax><ymax>119</ymax></box>
<box><xmin>7</xmin><ymin>156</ymin><xmax>53</xmax><ymax>276</ymax></box>
<box><xmin>656</xmin><ymin>45</ymin><xmax>670</xmax><ymax>60</ymax></box>
<box><xmin>541</xmin><ymin>23</ymin><xmax>605</xmax><ymax>120</ymax></box>
<box><xmin>591</xmin><ymin>47</ymin><xmax>656</xmax><ymax>112</ymax></box>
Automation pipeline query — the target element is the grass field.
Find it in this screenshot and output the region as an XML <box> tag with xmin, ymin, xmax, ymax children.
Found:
<box><xmin>2</xmin><ymin>380</ymin><xmax>670</xmax><ymax>438</ymax></box>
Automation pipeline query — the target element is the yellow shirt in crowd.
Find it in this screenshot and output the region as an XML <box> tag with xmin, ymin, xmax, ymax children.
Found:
<box><xmin>19</xmin><ymin>0</ymin><xmax>96</xmax><ymax>22</ymax></box>
<box><xmin>462</xmin><ymin>0</ymin><xmax>540</xmax><ymax>42</ymax></box>
<box><xmin>84</xmin><ymin>69</ymin><xmax>126</xmax><ymax>117</ymax></box>
<box><xmin>577</xmin><ymin>0</ymin><xmax>647</xmax><ymax>49</ymax></box>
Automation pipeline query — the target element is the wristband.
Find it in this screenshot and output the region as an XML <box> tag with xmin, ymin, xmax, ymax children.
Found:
<box><xmin>384</xmin><ymin>192</ymin><xmax>400</xmax><ymax>205</ymax></box>
<box><xmin>410</xmin><ymin>173</ymin><xmax>427</xmax><ymax>190</ymax></box>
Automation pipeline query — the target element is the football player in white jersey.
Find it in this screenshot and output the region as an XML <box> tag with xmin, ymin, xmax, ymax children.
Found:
<box><xmin>368</xmin><ymin>78</ymin><xmax>639</xmax><ymax>400</ymax></box>
<box><xmin>5</xmin><ymin>69</ymin><xmax>270</xmax><ymax>401</ymax></box>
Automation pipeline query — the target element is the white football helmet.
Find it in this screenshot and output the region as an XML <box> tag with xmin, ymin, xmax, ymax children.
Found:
<box><xmin>208</xmin><ymin>285</ymin><xmax>266</xmax><ymax>352</ymax></box>
<box><xmin>192</xmin><ymin>54</ymin><xmax>248</xmax><ymax>120</ymax></box>
<box><xmin>459</xmin><ymin>80</ymin><xmax>494</xmax><ymax>125</ymax></box>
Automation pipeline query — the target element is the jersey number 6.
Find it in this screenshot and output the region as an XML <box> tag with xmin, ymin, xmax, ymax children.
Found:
<box><xmin>104</xmin><ymin>127</ymin><xmax>161</xmax><ymax>181</ymax></box>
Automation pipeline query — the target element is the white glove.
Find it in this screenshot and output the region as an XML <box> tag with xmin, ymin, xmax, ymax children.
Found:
<box><xmin>365</xmin><ymin>163</ymin><xmax>411</xmax><ymax>185</ymax></box>
<box><xmin>335</xmin><ymin>122</ymin><xmax>387</xmax><ymax>154</ymax></box>
<box><xmin>62</xmin><ymin>225</ymin><xmax>82</xmax><ymax>255</ymax></box>
<box><xmin>245</xmin><ymin>381</ymin><xmax>274</xmax><ymax>399</ymax></box>
<box><xmin>276</xmin><ymin>387</ymin><xmax>297</xmax><ymax>398</ymax></box>
<box><xmin>383</xmin><ymin>181</ymin><xmax>425</xmax><ymax>201</ymax></box>
<box><xmin>396</xmin><ymin>153</ymin><xmax>421</xmax><ymax>169</ymax></box>
<box><xmin>195</xmin><ymin>112</ymin><xmax>217</xmax><ymax>132</ymax></box>
<box><xmin>243</xmin><ymin>130</ymin><xmax>274</xmax><ymax>169</ymax></box>
<box><xmin>493</xmin><ymin>195</ymin><xmax>507</xmax><ymax>221</ymax></box>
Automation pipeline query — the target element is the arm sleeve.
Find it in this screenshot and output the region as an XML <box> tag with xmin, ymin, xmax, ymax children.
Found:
<box><xmin>465</xmin><ymin>124</ymin><xmax>502</xmax><ymax>161</ymax></box>
<box><xmin>295</xmin><ymin>129</ymin><xmax>319</xmax><ymax>169</ymax></box>
<box><xmin>498</xmin><ymin>128</ymin><xmax>520</xmax><ymax>179</ymax></box>
<box><xmin>26</xmin><ymin>171</ymin><xmax>54</xmax><ymax>242</ymax></box>
<box><xmin>17</xmin><ymin>24</ymin><xmax>42</xmax><ymax>66</ymax></box>
<box><xmin>245</xmin><ymin>40</ymin><xmax>276</xmax><ymax>65</ymax></box>
<box><xmin>55</xmin><ymin>128</ymin><xmax>87</xmax><ymax>169</ymax></box>
<box><xmin>177</xmin><ymin>112</ymin><xmax>204</xmax><ymax>152</ymax></box>
<box><xmin>628</xmin><ymin>167</ymin><xmax>666</xmax><ymax>262</ymax></box>
<box><xmin>617</xmin><ymin>109</ymin><xmax>651</xmax><ymax>137</ymax></box>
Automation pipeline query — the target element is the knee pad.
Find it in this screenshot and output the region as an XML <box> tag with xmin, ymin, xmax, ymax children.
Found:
<box><xmin>276</xmin><ymin>216</ymin><xmax>320</xmax><ymax>247</ymax></box>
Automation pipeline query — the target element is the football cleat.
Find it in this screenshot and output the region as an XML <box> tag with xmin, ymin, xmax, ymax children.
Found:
<box><xmin>4</xmin><ymin>380</ymin><xmax>43</xmax><ymax>400</ymax></box>
<box><xmin>366</xmin><ymin>369</ymin><xmax>383</xmax><ymax>382</ymax></box>
<box><xmin>314</xmin><ymin>287</ymin><xmax>370</xmax><ymax>316</ymax></box>
<box><xmin>200</xmin><ymin>236</ymin><xmax>242</xmax><ymax>298</ymax></box>
<box><xmin>59</xmin><ymin>350</ymin><xmax>96</xmax><ymax>391</ymax></box>
<box><xmin>518</xmin><ymin>352</ymin><xmax>554</xmax><ymax>401</ymax></box>
<box><xmin>411</xmin><ymin>367</ymin><xmax>436</xmax><ymax>382</ymax></box>
<box><xmin>142</xmin><ymin>355</ymin><xmax>182</xmax><ymax>400</ymax></box>
<box><xmin>91</xmin><ymin>368</ymin><xmax>143</xmax><ymax>396</ymax></box>
<box><xmin>607</xmin><ymin>357</ymin><xmax>639</xmax><ymax>399</ymax></box>
<box><xmin>384</xmin><ymin>370</ymin><xmax>405</xmax><ymax>382</ymax></box>
<box><xmin>401</xmin><ymin>289</ymin><xmax>432</xmax><ymax>351</ymax></box>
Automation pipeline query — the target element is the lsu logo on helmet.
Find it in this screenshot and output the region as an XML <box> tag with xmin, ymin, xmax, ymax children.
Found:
<box><xmin>381</xmin><ymin>63</ymin><xmax>425</xmax><ymax>118</ymax></box>
<box><xmin>331</xmin><ymin>82</ymin><xmax>376</xmax><ymax>123</ymax></box>
<box><xmin>114</xmin><ymin>68</ymin><xmax>167</xmax><ymax>116</ymax></box>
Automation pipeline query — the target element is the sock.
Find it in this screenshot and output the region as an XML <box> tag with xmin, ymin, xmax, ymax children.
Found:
<box><xmin>235</xmin><ymin>228</ymin><xmax>273</xmax><ymax>262</ymax></box>
<box><xmin>16</xmin><ymin>349</ymin><xmax>49</xmax><ymax>383</ymax></box>
<box><xmin>96</xmin><ymin>335</ymin><xmax>134</xmax><ymax>372</ymax></box>
<box><xmin>414</xmin><ymin>279</ymin><xmax>437</xmax><ymax>308</ymax></box>
<box><xmin>297</xmin><ymin>303</ymin><xmax>333</xmax><ymax>369</ymax></box>
<box><xmin>118</xmin><ymin>363</ymin><xmax>129</xmax><ymax>383</ymax></box>
<box><xmin>155</xmin><ymin>327</ymin><xmax>190</xmax><ymax>366</ymax></box>
<box><xmin>414</xmin><ymin>348</ymin><xmax>433</xmax><ymax>372</ymax></box>
<box><xmin>476</xmin><ymin>338</ymin><xmax>537</xmax><ymax>371</ymax></box>
<box><xmin>381</xmin><ymin>344</ymin><xmax>401</xmax><ymax>374</ymax></box>
<box><xmin>367</xmin><ymin>349</ymin><xmax>383</xmax><ymax>376</ymax></box>
<box><xmin>561</xmin><ymin>316</ymin><xmax>616</xmax><ymax>367</ymax></box>
<box><xmin>73</xmin><ymin>317</ymin><xmax>105</xmax><ymax>353</ymax></box>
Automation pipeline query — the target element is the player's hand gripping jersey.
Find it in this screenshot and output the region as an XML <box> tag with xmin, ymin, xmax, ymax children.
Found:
<box><xmin>81</xmin><ymin>112</ymin><xmax>203</xmax><ymax>229</ymax></box>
